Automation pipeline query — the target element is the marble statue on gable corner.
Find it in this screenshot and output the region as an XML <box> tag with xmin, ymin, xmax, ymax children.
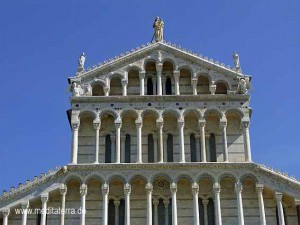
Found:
<box><xmin>71</xmin><ymin>82</ymin><xmax>83</xmax><ymax>97</ymax></box>
<box><xmin>233</xmin><ymin>51</ymin><xmax>242</xmax><ymax>72</ymax></box>
<box><xmin>153</xmin><ymin>17</ymin><xmax>164</xmax><ymax>42</ymax></box>
<box><xmin>236</xmin><ymin>77</ymin><xmax>252</xmax><ymax>94</ymax></box>
<box><xmin>77</xmin><ymin>52</ymin><xmax>86</xmax><ymax>73</ymax></box>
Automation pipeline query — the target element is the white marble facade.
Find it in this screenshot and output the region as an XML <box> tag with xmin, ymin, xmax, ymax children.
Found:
<box><xmin>0</xmin><ymin>40</ymin><xmax>300</xmax><ymax>225</ymax></box>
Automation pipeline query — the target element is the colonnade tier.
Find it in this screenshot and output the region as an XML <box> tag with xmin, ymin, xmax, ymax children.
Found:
<box><xmin>88</xmin><ymin>63</ymin><xmax>235</xmax><ymax>97</ymax></box>
<box><xmin>71</xmin><ymin>112</ymin><xmax>251</xmax><ymax>164</ymax></box>
<box><xmin>1</xmin><ymin>181</ymin><xmax>292</xmax><ymax>225</ymax></box>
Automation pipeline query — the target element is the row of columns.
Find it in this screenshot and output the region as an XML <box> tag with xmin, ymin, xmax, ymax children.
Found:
<box><xmin>2</xmin><ymin>183</ymin><xmax>287</xmax><ymax>225</ymax></box>
<box><xmin>71</xmin><ymin>117</ymin><xmax>252</xmax><ymax>164</ymax></box>
<box><xmin>106</xmin><ymin>64</ymin><xmax>221</xmax><ymax>97</ymax></box>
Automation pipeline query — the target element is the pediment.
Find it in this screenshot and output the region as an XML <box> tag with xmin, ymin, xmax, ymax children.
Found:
<box><xmin>69</xmin><ymin>42</ymin><xmax>250</xmax><ymax>92</ymax></box>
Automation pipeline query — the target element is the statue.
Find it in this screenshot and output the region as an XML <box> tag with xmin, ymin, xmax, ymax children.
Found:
<box><xmin>85</xmin><ymin>83</ymin><xmax>92</xmax><ymax>96</ymax></box>
<box><xmin>71</xmin><ymin>82</ymin><xmax>82</xmax><ymax>97</ymax></box>
<box><xmin>77</xmin><ymin>52</ymin><xmax>86</xmax><ymax>73</ymax></box>
<box><xmin>233</xmin><ymin>51</ymin><xmax>241</xmax><ymax>72</ymax></box>
<box><xmin>153</xmin><ymin>17</ymin><xmax>164</xmax><ymax>42</ymax></box>
<box><xmin>236</xmin><ymin>78</ymin><xmax>252</xmax><ymax>94</ymax></box>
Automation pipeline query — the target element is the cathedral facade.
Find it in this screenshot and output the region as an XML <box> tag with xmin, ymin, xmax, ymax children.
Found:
<box><xmin>1</xmin><ymin>19</ymin><xmax>300</xmax><ymax>225</ymax></box>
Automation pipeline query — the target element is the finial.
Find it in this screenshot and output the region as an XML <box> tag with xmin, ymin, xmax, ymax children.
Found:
<box><xmin>233</xmin><ymin>51</ymin><xmax>242</xmax><ymax>72</ymax></box>
<box><xmin>152</xmin><ymin>16</ymin><xmax>164</xmax><ymax>42</ymax></box>
<box><xmin>77</xmin><ymin>52</ymin><xmax>86</xmax><ymax>73</ymax></box>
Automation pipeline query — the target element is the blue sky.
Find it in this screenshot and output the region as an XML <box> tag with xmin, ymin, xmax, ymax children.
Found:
<box><xmin>0</xmin><ymin>0</ymin><xmax>299</xmax><ymax>191</ymax></box>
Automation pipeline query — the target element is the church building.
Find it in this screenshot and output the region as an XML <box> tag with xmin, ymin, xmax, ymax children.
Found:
<box><xmin>1</xmin><ymin>18</ymin><xmax>300</xmax><ymax>225</ymax></box>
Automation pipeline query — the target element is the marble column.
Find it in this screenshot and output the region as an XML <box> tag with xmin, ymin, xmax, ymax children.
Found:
<box><xmin>93</xmin><ymin>122</ymin><xmax>101</xmax><ymax>163</ymax></box>
<box><xmin>153</xmin><ymin>200</ymin><xmax>159</xmax><ymax>225</ymax></box>
<box><xmin>2</xmin><ymin>208</ymin><xmax>10</xmax><ymax>225</ymax></box>
<box><xmin>124</xmin><ymin>183</ymin><xmax>131</xmax><ymax>225</ymax></box>
<box><xmin>213</xmin><ymin>183</ymin><xmax>222</xmax><ymax>225</ymax></box>
<box><xmin>115</xmin><ymin>121</ymin><xmax>122</xmax><ymax>163</ymax></box>
<box><xmin>136</xmin><ymin>120</ymin><xmax>143</xmax><ymax>163</ymax></box>
<box><xmin>174</xmin><ymin>70</ymin><xmax>180</xmax><ymax>95</ymax></box>
<box><xmin>192</xmin><ymin>78</ymin><xmax>198</xmax><ymax>95</ymax></box>
<box><xmin>156</xmin><ymin>63</ymin><xmax>163</xmax><ymax>95</ymax></box>
<box><xmin>21</xmin><ymin>201</ymin><xmax>29</xmax><ymax>225</ymax></box>
<box><xmin>114</xmin><ymin>200</ymin><xmax>120</xmax><ymax>225</ymax></box>
<box><xmin>153</xmin><ymin>77</ymin><xmax>157</xmax><ymax>95</ymax></box>
<box><xmin>192</xmin><ymin>183</ymin><xmax>200</xmax><ymax>225</ymax></box>
<box><xmin>122</xmin><ymin>79</ymin><xmax>128</xmax><ymax>96</ymax></box>
<box><xmin>202</xmin><ymin>199</ymin><xmax>209</xmax><ymax>225</ymax></box>
<box><xmin>163</xmin><ymin>200</ymin><xmax>170</xmax><ymax>225</ymax></box>
<box><xmin>139</xmin><ymin>71</ymin><xmax>145</xmax><ymax>96</ymax></box>
<box><xmin>199</xmin><ymin>119</ymin><xmax>206</xmax><ymax>162</ymax></box>
<box><xmin>71</xmin><ymin>123</ymin><xmax>80</xmax><ymax>164</ymax></box>
<box><xmin>111</xmin><ymin>135</ymin><xmax>116</xmax><ymax>163</ymax></box>
<box><xmin>146</xmin><ymin>183</ymin><xmax>153</xmax><ymax>225</ymax></box>
<box><xmin>59</xmin><ymin>184</ymin><xmax>67</xmax><ymax>225</ymax></box>
<box><xmin>40</xmin><ymin>193</ymin><xmax>49</xmax><ymax>225</ymax></box>
<box><xmin>241</xmin><ymin>120</ymin><xmax>252</xmax><ymax>162</ymax></box>
<box><xmin>275</xmin><ymin>192</ymin><xmax>286</xmax><ymax>225</ymax></box>
<box><xmin>178</xmin><ymin>120</ymin><xmax>185</xmax><ymax>162</ymax></box>
<box><xmin>235</xmin><ymin>182</ymin><xmax>244</xmax><ymax>225</ymax></box>
<box><xmin>256</xmin><ymin>184</ymin><xmax>266</xmax><ymax>225</ymax></box>
<box><xmin>156</xmin><ymin>119</ymin><xmax>164</xmax><ymax>163</ymax></box>
<box><xmin>80</xmin><ymin>184</ymin><xmax>87</xmax><ymax>225</ymax></box>
<box><xmin>170</xmin><ymin>183</ymin><xmax>178</xmax><ymax>225</ymax></box>
<box><xmin>102</xmin><ymin>183</ymin><xmax>109</xmax><ymax>225</ymax></box>
<box><xmin>220</xmin><ymin>120</ymin><xmax>228</xmax><ymax>162</ymax></box>
<box><xmin>162</xmin><ymin>78</ymin><xmax>166</xmax><ymax>95</ymax></box>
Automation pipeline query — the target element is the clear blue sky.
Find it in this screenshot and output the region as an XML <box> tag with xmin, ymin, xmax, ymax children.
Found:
<box><xmin>1</xmin><ymin>0</ymin><xmax>299</xmax><ymax>191</ymax></box>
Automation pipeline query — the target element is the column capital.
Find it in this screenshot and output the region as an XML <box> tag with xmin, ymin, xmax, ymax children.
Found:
<box><xmin>124</xmin><ymin>183</ymin><xmax>131</xmax><ymax>196</ymax></box>
<box><xmin>256</xmin><ymin>184</ymin><xmax>264</xmax><ymax>193</ymax></box>
<box><xmin>156</xmin><ymin>63</ymin><xmax>163</xmax><ymax>72</ymax></box>
<box><xmin>177</xmin><ymin>120</ymin><xmax>185</xmax><ymax>128</ymax></box>
<box><xmin>145</xmin><ymin>183</ymin><xmax>153</xmax><ymax>194</ymax></box>
<box><xmin>219</xmin><ymin>120</ymin><xmax>227</xmax><ymax>129</ymax></box>
<box><xmin>2</xmin><ymin>208</ymin><xmax>10</xmax><ymax>217</ymax></box>
<box><xmin>114</xmin><ymin>200</ymin><xmax>120</xmax><ymax>207</ymax></box>
<box><xmin>121</xmin><ymin>79</ymin><xmax>128</xmax><ymax>87</ymax></box>
<box><xmin>80</xmin><ymin>184</ymin><xmax>88</xmax><ymax>196</ymax></box>
<box><xmin>163</xmin><ymin>200</ymin><xmax>170</xmax><ymax>207</ymax></box>
<box><xmin>275</xmin><ymin>192</ymin><xmax>283</xmax><ymax>201</ymax></box>
<box><xmin>156</xmin><ymin>120</ymin><xmax>164</xmax><ymax>128</ymax></box>
<box><xmin>198</xmin><ymin>119</ymin><xmax>206</xmax><ymax>127</ymax></box>
<box><xmin>173</xmin><ymin>70</ymin><xmax>180</xmax><ymax>80</ymax></box>
<box><xmin>235</xmin><ymin>182</ymin><xmax>243</xmax><ymax>194</ymax></box>
<box><xmin>295</xmin><ymin>199</ymin><xmax>300</xmax><ymax>206</ymax></box>
<box><xmin>103</xmin><ymin>86</ymin><xmax>110</xmax><ymax>95</ymax></box>
<box><xmin>210</xmin><ymin>84</ymin><xmax>216</xmax><ymax>95</ymax></box>
<box><xmin>241</xmin><ymin>120</ymin><xmax>250</xmax><ymax>129</ymax></box>
<box><xmin>115</xmin><ymin>121</ymin><xmax>122</xmax><ymax>129</ymax></box>
<box><xmin>213</xmin><ymin>182</ymin><xmax>221</xmax><ymax>193</ymax></box>
<box><xmin>192</xmin><ymin>182</ymin><xmax>199</xmax><ymax>196</ymax></box>
<box><xmin>170</xmin><ymin>182</ymin><xmax>178</xmax><ymax>194</ymax></box>
<box><xmin>21</xmin><ymin>201</ymin><xmax>29</xmax><ymax>209</ymax></box>
<box><xmin>191</xmin><ymin>78</ymin><xmax>198</xmax><ymax>86</ymax></box>
<box><xmin>59</xmin><ymin>184</ymin><xmax>67</xmax><ymax>196</ymax></box>
<box><xmin>93</xmin><ymin>122</ymin><xmax>101</xmax><ymax>130</ymax></box>
<box><xmin>72</xmin><ymin>123</ymin><xmax>80</xmax><ymax>131</ymax></box>
<box><xmin>135</xmin><ymin>121</ymin><xmax>143</xmax><ymax>128</ymax></box>
<box><xmin>41</xmin><ymin>193</ymin><xmax>49</xmax><ymax>203</ymax></box>
<box><xmin>102</xmin><ymin>183</ymin><xmax>109</xmax><ymax>195</ymax></box>
<box><xmin>202</xmin><ymin>199</ymin><xmax>209</xmax><ymax>207</ymax></box>
<box><xmin>139</xmin><ymin>71</ymin><xmax>146</xmax><ymax>79</ymax></box>
<box><xmin>153</xmin><ymin>200</ymin><xmax>159</xmax><ymax>206</ymax></box>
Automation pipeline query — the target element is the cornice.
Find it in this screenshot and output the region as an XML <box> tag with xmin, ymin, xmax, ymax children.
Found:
<box><xmin>70</xmin><ymin>94</ymin><xmax>250</xmax><ymax>104</ymax></box>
